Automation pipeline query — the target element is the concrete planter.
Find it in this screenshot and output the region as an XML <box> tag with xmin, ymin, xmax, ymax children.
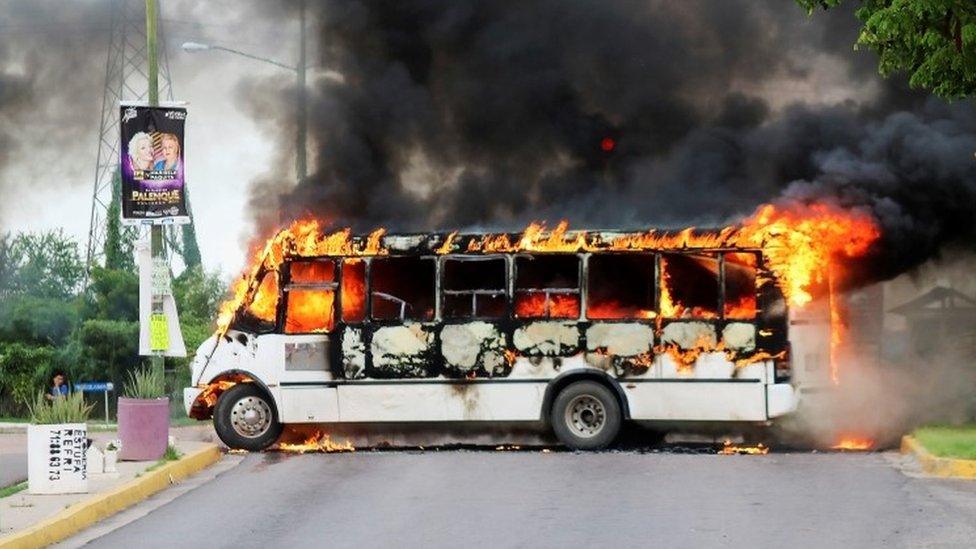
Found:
<box><xmin>118</xmin><ymin>397</ymin><xmax>170</xmax><ymax>461</ymax></box>
<box><xmin>104</xmin><ymin>449</ymin><xmax>119</xmax><ymax>473</ymax></box>
<box><xmin>27</xmin><ymin>423</ymin><xmax>88</xmax><ymax>494</ymax></box>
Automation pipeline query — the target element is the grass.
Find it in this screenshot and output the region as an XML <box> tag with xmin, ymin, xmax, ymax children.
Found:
<box><xmin>141</xmin><ymin>445</ymin><xmax>183</xmax><ymax>475</ymax></box>
<box><xmin>913</xmin><ymin>425</ymin><xmax>976</xmax><ymax>460</ymax></box>
<box><xmin>0</xmin><ymin>481</ymin><xmax>27</xmax><ymax>499</ymax></box>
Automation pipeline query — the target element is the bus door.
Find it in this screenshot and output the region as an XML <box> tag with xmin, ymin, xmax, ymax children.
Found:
<box><xmin>277</xmin><ymin>258</ymin><xmax>339</xmax><ymax>422</ymax></box>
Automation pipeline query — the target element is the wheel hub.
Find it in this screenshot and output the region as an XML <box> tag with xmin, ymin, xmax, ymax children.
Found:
<box><xmin>231</xmin><ymin>396</ymin><xmax>272</xmax><ymax>438</ymax></box>
<box><xmin>565</xmin><ymin>395</ymin><xmax>606</xmax><ymax>438</ymax></box>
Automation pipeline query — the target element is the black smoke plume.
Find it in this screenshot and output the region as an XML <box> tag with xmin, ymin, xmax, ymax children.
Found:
<box><xmin>246</xmin><ymin>0</ymin><xmax>976</xmax><ymax>290</ymax></box>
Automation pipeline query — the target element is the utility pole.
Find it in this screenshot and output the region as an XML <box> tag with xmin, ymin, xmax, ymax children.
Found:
<box><xmin>296</xmin><ymin>0</ymin><xmax>307</xmax><ymax>183</ymax></box>
<box><xmin>146</xmin><ymin>0</ymin><xmax>164</xmax><ymax>378</ymax></box>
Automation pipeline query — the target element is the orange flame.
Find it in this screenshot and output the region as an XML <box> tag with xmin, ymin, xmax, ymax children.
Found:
<box><xmin>216</xmin><ymin>220</ymin><xmax>385</xmax><ymax>335</ymax></box>
<box><xmin>217</xmin><ymin>202</ymin><xmax>881</xmax><ymax>382</ymax></box>
<box><xmin>277</xmin><ymin>431</ymin><xmax>355</xmax><ymax>454</ymax></box>
<box><xmin>513</xmin><ymin>293</ymin><xmax>580</xmax><ymax>318</ymax></box>
<box><xmin>718</xmin><ymin>440</ymin><xmax>770</xmax><ymax>455</ymax></box>
<box><xmin>831</xmin><ymin>435</ymin><xmax>874</xmax><ymax>451</ymax></box>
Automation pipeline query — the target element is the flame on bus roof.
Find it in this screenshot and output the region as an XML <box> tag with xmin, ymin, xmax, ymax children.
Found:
<box><xmin>215</xmin><ymin>202</ymin><xmax>880</xmax><ymax>351</ymax></box>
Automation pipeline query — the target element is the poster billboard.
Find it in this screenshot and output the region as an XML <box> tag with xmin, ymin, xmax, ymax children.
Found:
<box><xmin>119</xmin><ymin>102</ymin><xmax>190</xmax><ymax>224</ymax></box>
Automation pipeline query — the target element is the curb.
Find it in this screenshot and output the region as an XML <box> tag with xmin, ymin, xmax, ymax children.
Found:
<box><xmin>0</xmin><ymin>444</ymin><xmax>222</xmax><ymax>548</ymax></box>
<box><xmin>901</xmin><ymin>435</ymin><xmax>976</xmax><ymax>480</ymax></box>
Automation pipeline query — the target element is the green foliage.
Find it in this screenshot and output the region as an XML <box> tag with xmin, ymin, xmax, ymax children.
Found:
<box><xmin>103</xmin><ymin>171</ymin><xmax>136</xmax><ymax>273</ymax></box>
<box><xmin>914</xmin><ymin>425</ymin><xmax>976</xmax><ymax>459</ymax></box>
<box><xmin>86</xmin><ymin>267</ymin><xmax>139</xmax><ymax>321</ymax></box>
<box><xmin>124</xmin><ymin>366</ymin><xmax>166</xmax><ymax>399</ymax></box>
<box><xmin>181</xmin><ymin>224</ymin><xmax>202</xmax><ymax>269</ymax></box>
<box><xmin>27</xmin><ymin>391</ymin><xmax>94</xmax><ymax>424</ymax></box>
<box><xmin>0</xmin><ymin>230</ymin><xmax>84</xmax><ymax>299</ymax></box>
<box><xmin>0</xmin><ymin>481</ymin><xmax>28</xmax><ymax>498</ymax></box>
<box><xmin>0</xmin><ymin>234</ymin><xmax>16</xmax><ymax>297</ymax></box>
<box><xmin>144</xmin><ymin>445</ymin><xmax>183</xmax><ymax>473</ymax></box>
<box><xmin>0</xmin><ymin>343</ymin><xmax>62</xmax><ymax>417</ymax></box>
<box><xmin>173</xmin><ymin>266</ymin><xmax>223</xmax><ymax>324</ymax></box>
<box><xmin>163</xmin><ymin>444</ymin><xmax>181</xmax><ymax>461</ymax></box>
<box><xmin>76</xmin><ymin>319</ymin><xmax>140</xmax><ymax>388</ymax></box>
<box><xmin>0</xmin><ymin>226</ymin><xmax>223</xmax><ymax>419</ymax></box>
<box><xmin>797</xmin><ymin>0</ymin><xmax>976</xmax><ymax>98</ymax></box>
<box><xmin>0</xmin><ymin>295</ymin><xmax>80</xmax><ymax>346</ymax></box>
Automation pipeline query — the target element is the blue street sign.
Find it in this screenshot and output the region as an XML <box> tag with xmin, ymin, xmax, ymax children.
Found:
<box><xmin>75</xmin><ymin>382</ymin><xmax>114</xmax><ymax>392</ymax></box>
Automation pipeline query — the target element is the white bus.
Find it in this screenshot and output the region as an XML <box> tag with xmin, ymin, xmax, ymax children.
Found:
<box><xmin>184</xmin><ymin>227</ymin><xmax>800</xmax><ymax>450</ymax></box>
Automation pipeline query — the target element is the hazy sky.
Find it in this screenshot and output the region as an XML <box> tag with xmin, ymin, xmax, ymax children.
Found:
<box><xmin>0</xmin><ymin>0</ymin><xmax>298</xmax><ymax>276</ymax></box>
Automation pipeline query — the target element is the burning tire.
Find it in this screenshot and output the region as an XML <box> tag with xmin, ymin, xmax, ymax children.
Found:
<box><xmin>550</xmin><ymin>381</ymin><xmax>622</xmax><ymax>450</ymax></box>
<box><xmin>214</xmin><ymin>383</ymin><xmax>283</xmax><ymax>451</ymax></box>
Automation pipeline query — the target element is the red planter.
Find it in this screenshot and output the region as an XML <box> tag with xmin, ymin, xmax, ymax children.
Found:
<box><xmin>117</xmin><ymin>397</ymin><xmax>170</xmax><ymax>461</ymax></box>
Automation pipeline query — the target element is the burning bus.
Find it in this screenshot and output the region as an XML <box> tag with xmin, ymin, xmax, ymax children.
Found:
<box><xmin>184</xmin><ymin>205</ymin><xmax>879</xmax><ymax>451</ymax></box>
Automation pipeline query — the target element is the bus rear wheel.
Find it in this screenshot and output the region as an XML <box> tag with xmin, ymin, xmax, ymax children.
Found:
<box><xmin>550</xmin><ymin>381</ymin><xmax>622</xmax><ymax>450</ymax></box>
<box><xmin>214</xmin><ymin>383</ymin><xmax>282</xmax><ymax>451</ymax></box>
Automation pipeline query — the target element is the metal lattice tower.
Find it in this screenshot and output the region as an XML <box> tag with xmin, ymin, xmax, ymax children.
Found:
<box><xmin>86</xmin><ymin>0</ymin><xmax>198</xmax><ymax>274</ymax></box>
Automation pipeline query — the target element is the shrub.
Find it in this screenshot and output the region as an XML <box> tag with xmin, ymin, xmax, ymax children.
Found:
<box><xmin>27</xmin><ymin>391</ymin><xmax>94</xmax><ymax>424</ymax></box>
<box><xmin>0</xmin><ymin>343</ymin><xmax>61</xmax><ymax>417</ymax></box>
<box><xmin>124</xmin><ymin>366</ymin><xmax>166</xmax><ymax>399</ymax></box>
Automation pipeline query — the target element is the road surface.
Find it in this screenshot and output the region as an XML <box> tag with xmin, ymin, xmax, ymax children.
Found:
<box><xmin>69</xmin><ymin>448</ymin><xmax>976</xmax><ymax>548</ymax></box>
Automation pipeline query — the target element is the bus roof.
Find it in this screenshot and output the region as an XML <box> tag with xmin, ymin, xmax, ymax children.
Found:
<box><xmin>277</xmin><ymin>223</ymin><xmax>764</xmax><ymax>259</ymax></box>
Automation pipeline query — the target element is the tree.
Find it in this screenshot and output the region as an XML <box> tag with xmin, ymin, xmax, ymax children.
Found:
<box><xmin>103</xmin><ymin>170</ymin><xmax>136</xmax><ymax>272</ymax></box>
<box><xmin>85</xmin><ymin>267</ymin><xmax>139</xmax><ymax>322</ymax></box>
<box><xmin>1</xmin><ymin>230</ymin><xmax>84</xmax><ymax>299</ymax></box>
<box><xmin>75</xmin><ymin>319</ymin><xmax>141</xmax><ymax>392</ymax></box>
<box><xmin>798</xmin><ymin>0</ymin><xmax>976</xmax><ymax>98</ymax></box>
<box><xmin>0</xmin><ymin>343</ymin><xmax>60</xmax><ymax>416</ymax></box>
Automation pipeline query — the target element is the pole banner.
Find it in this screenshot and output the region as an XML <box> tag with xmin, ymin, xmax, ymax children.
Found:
<box><xmin>119</xmin><ymin>102</ymin><xmax>190</xmax><ymax>224</ymax></box>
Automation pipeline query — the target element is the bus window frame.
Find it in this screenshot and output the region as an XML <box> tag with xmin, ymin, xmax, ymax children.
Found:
<box><xmin>368</xmin><ymin>255</ymin><xmax>437</xmax><ymax>323</ymax></box>
<box><xmin>280</xmin><ymin>258</ymin><xmax>339</xmax><ymax>335</ymax></box>
<box><xmin>339</xmin><ymin>258</ymin><xmax>368</xmax><ymax>324</ymax></box>
<box><xmin>440</xmin><ymin>254</ymin><xmax>510</xmax><ymax>321</ymax></box>
<box><xmin>512</xmin><ymin>253</ymin><xmax>583</xmax><ymax>321</ymax></box>
<box><xmin>584</xmin><ymin>251</ymin><xmax>658</xmax><ymax>322</ymax></box>
<box><xmin>720</xmin><ymin>250</ymin><xmax>760</xmax><ymax>321</ymax></box>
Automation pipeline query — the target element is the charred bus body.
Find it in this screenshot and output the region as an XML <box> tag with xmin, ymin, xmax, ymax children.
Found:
<box><xmin>185</xmin><ymin>227</ymin><xmax>798</xmax><ymax>450</ymax></box>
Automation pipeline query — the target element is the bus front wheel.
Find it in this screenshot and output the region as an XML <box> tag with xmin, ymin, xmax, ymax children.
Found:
<box><xmin>550</xmin><ymin>381</ymin><xmax>622</xmax><ymax>450</ymax></box>
<box><xmin>213</xmin><ymin>383</ymin><xmax>283</xmax><ymax>451</ymax></box>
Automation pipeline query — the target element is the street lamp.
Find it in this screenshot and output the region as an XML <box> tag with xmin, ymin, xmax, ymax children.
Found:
<box><xmin>181</xmin><ymin>2</ymin><xmax>307</xmax><ymax>183</ymax></box>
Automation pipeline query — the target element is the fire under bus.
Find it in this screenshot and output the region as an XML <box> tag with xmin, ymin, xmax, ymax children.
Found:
<box><xmin>181</xmin><ymin>217</ymin><xmax>861</xmax><ymax>451</ymax></box>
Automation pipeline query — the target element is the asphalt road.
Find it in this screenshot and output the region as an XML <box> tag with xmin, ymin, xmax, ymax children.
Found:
<box><xmin>0</xmin><ymin>454</ymin><xmax>27</xmax><ymax>488</ymax></box>
<box><xmin>75</xmin><ymin>449</ymin><xmax>976</xmax><ymax>548</ymax></box>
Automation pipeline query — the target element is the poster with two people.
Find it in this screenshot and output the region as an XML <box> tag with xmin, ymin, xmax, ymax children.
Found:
<box><xmin>120</xmin><ymin>102</ymin><xmax>190</xmax><ymax>224</ymax></box>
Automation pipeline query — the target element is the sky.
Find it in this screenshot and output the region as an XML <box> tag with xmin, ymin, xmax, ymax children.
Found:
<box><xmin>0</xmin><ymin>0</ymin><xmax>295</xmax><ymax>276</ymax></box>
<box><xmin>1</xmin><ymin>0</ymin><xmax>973</xmax><ymax>287</ymax></box>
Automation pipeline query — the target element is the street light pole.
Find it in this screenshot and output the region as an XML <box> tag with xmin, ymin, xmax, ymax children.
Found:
<box><xmin>181</xmin><ymin>1</ymin><xmax>308</xmax><ymax>187</ymax></box>
<box><xmin>146</xmin><ymin>0</ymin><xmax>165</xmax><ymax>379</ymax></box>
<box><xmin>296</xmin><ymin>0</ymin><xmax>307</xmax><ymax>183</ymax></box>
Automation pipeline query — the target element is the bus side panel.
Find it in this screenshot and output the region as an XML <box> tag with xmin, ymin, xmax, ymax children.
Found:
<box><xmin>336</xmin><ymin>383</ymin><xmax>546</xmax><ymax>422</ymax></box>
<box><xmin>279</xmin><ymin>387</ymin><xmax>340</xmax><ymax>423</ymax></box>
<box><xmin>625</xmin><ymin>381</ymin><xmax>767</xmax><ymax>421</ymax></box>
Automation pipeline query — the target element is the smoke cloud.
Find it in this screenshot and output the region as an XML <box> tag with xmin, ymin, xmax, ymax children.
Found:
<box><xmin>243</xmin><ymin>0</ymin><xmax>975</xmax><ymax>296</ymax></box>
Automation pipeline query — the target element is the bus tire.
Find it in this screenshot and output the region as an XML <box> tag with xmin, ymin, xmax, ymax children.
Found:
<box><xmin>550</xmin><ymin>381</ymin><xmax>622</xmax><ymax>450</ymax></box>
<box><xmin>213</xmin><ymin>383</ymin><xmax>282</xmax><ymax>451</ymax></box>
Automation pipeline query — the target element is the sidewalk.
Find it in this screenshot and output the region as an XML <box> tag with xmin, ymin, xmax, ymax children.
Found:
<box><xmin>0</xmin><ymin>424</ymin><xmax>218</xmax><ymax>489</ymax></box>
<box><xmin>0</xmin><ymin>425</ymin><xmax>224</xmax><ymax>547</ymax></box>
